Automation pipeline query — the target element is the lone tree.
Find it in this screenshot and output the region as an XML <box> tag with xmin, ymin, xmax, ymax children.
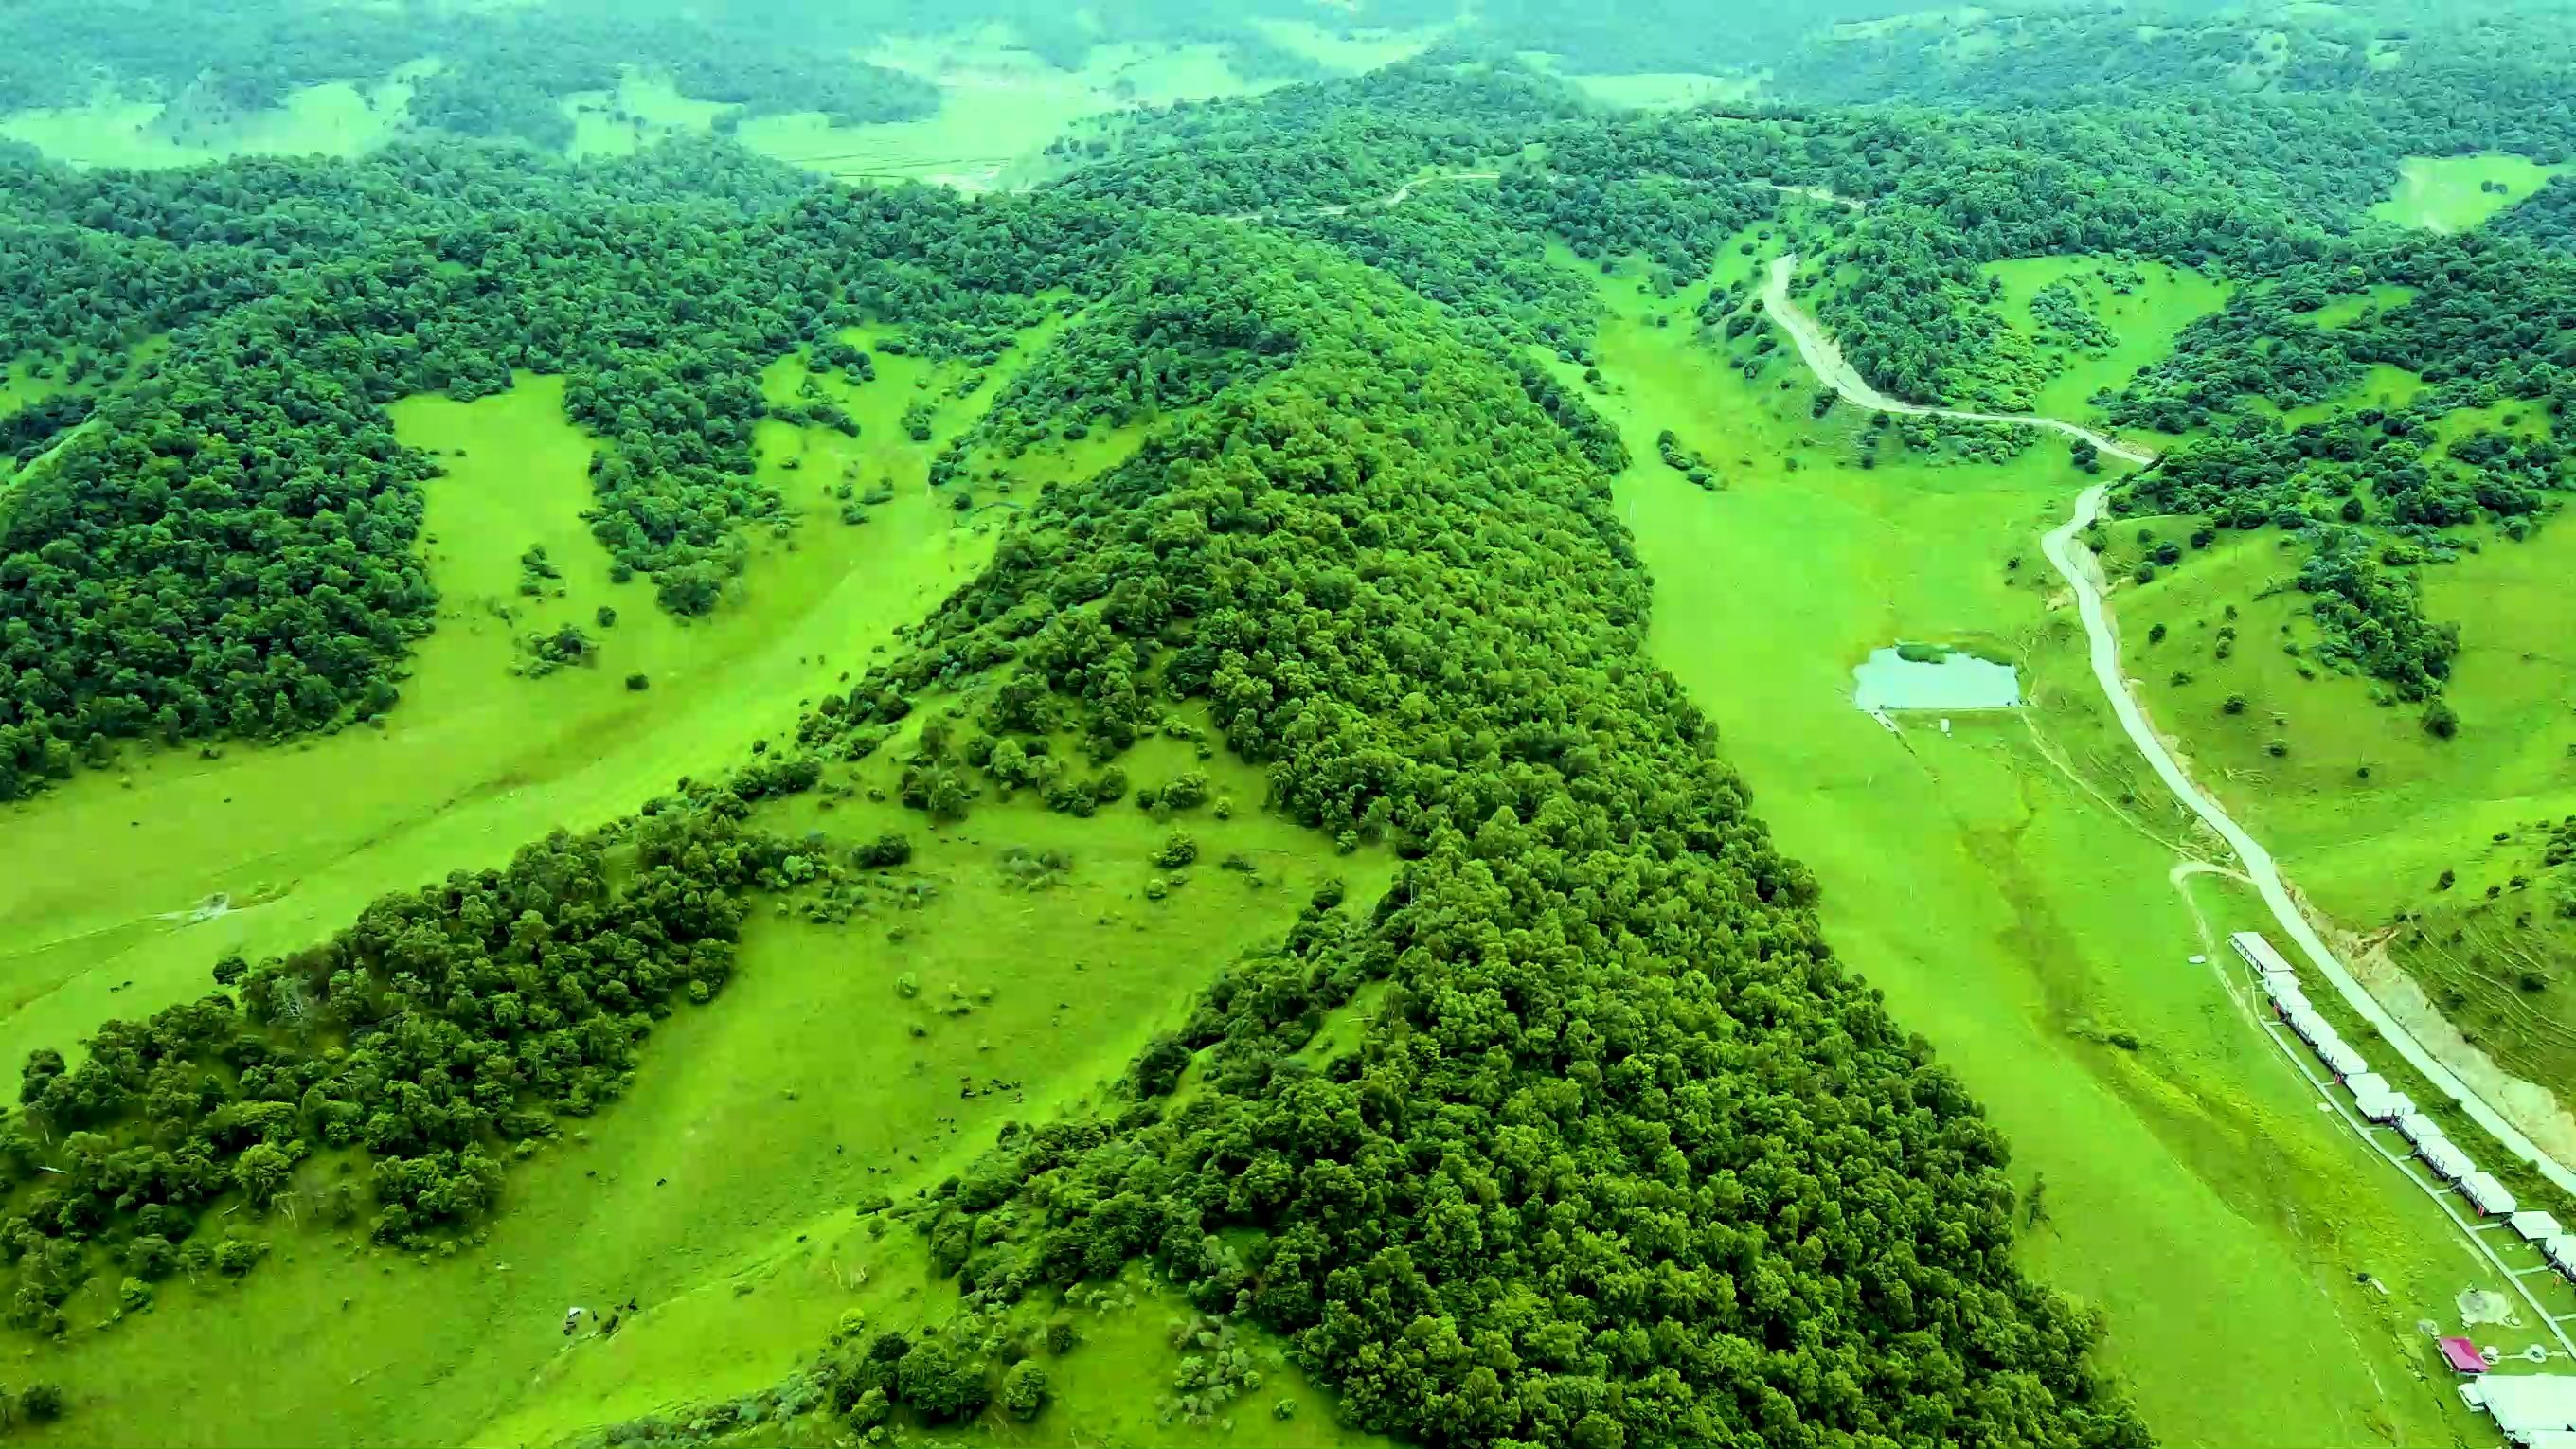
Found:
<box><xmin>1002</xmin><ymin>1360</ymin><xmax>1049</xmax><ymax>1421</ymax></box>
<box><xmin>895</xmin><ymin>1335</ymin><xmax>989</xmax><ymax>1422</ymax></box>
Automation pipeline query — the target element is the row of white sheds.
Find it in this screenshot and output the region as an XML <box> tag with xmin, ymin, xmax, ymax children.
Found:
<box><xmin>2230</xmin><ymin>932</ymin><xmax>2576</xmax><ymax>1271</ymax></box>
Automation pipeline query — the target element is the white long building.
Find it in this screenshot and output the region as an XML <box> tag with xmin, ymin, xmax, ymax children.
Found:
<box><xmin>2231</xmin><ymin>930</ymin><xmax>2298</xmax><ymax>976</ymax></box>
<box><xmin>2463</xmin><ymin>1170</ymin><xmax>2520</xmax><ymax>1217</ymax></box>
<box><xmin>2423</xmin><ymin>1135</ymin><xmax>2477</xmax><ymax>1184</ymax></box>
<box><xmin>2349</xmin><ymin>1072</ymin><xmax>2413</xmax><ymax>1122</ymax></box>
<box><xmin>2549</xmin><ymin>1235</ymin><xmax>2576</xmax><ymax>1277</ymax></box>
<box><xmin>2461</xmin><ymin>1375</ymin><xmax>2576</xmax><ymax>1446</ymax></box>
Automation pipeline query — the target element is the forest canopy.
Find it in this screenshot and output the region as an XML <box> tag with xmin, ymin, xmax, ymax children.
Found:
<box><xmin>7</xmin><ymin>1</ymin><xmax>2576</xmax><ymax>1443</ymax></box>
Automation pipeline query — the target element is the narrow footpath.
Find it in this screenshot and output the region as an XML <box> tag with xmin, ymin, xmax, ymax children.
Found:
<box><xmin>1761</xmin><ymin>251</ymin><xmax>2576</xmax><ymax>1199</ymax></box>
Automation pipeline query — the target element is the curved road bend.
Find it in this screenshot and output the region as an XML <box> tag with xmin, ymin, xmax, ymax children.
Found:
<box><xmin>1225</xmin><ymin>170</ymin><xmax>1501</xmax><ymax>223</ymax></box>
<box><xmin>1762</xmin><ymin>252</ymin><xmax>2576</xmax><ymax>1197</ymax></box>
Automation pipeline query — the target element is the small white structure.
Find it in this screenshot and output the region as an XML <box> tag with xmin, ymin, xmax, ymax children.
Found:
<box><xmin>2462</xmin><ymin>1171</ymin><xmax>2520</xmax><ymax>1218</ymax></box>
<box><xmin>2349</xmin><ymin>1074</ymin><xmax>2411</xmax><ymax>1122</ymax></box>
<box><xmin>2513</xmin><ymin>1211</ymin><xmax>2566</xmax><ymax>1243</ymax></box>
<box><xmin>2421</xmin><ymin>1136</ymin><xmax>2477</xmax><ymax>1183</ymax></box>
<box><xmin>2231</xmin><ymin>930</ymin><xmax>2297</xmax><ymax>976</ymax></box>
<box><xmin>2317</xmin><ymin>1037</ymin><xmax>2369</xmax><ymax>1080</ymax></box>
<box><xmin>2461</xmin><ymin>1373</ymin><xmax>2576</xmax><ymax>1445</ymax></box>
<box><xmin>2399</xmin><ymin>1112</ymin><xmax>2446</xmax><ymax>1149</ymax></box>
<box><xmin>2547</xmin><ymin>1235</ymin><xmax>2576</xmax><ymax>1277</ymax></box>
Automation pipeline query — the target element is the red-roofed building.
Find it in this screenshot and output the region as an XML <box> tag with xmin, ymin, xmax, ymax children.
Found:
<box><xmin>2441</xmin><ymin>1337</ymin><xmax>2491</xmax><ymax>1375</ymax></box>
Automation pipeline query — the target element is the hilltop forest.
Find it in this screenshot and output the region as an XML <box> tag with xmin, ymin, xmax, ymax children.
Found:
<box><xmin>3</xmin><ymin>1</ymin><xmax>2574</xmax><ymax>1446</ymax></box>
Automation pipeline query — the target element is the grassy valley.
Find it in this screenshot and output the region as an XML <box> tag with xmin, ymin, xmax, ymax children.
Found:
<box><xmin>1564</xmin><ymin>242</ymin><xmax>2508</xmax><ymax>1446</ymax></box>
<box><xmin>9</xmin><ymin>2</ymin><xmax>2576</xmax><ymax>1445</ymax></box>
<box><xmin>0</xmin><ymin>338</ymin><xmax>1021</xmax><ymax>1076</ymax></box>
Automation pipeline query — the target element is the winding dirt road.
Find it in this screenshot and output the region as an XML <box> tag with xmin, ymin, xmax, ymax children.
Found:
<box><xmin>1762</xmin><ymin>252</ymin><xmax>2576</xmax><ymax>1198</ymax></box>
<box><xmin>1225</xmin><ymin>170</ymin><xmax>1500</xmax><ymax>223</ymax></box>
<box><xmin>1762</xmin><ymin>255</ymin><xmax>2156</xmax><ymax>465</ymax></box>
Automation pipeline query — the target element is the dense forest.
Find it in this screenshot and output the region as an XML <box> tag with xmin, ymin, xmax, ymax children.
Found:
<box><xmin>7</xmin><ymin>0</ymin><xmax>2576</xmax><ymax>1442</ymax></box>
<box><xmin>0</xmin><ymin>162</ymin><xmax>2149</xmax><ymax>1447</ymax></box>
<box><xmin>774</xmin><ymin>227</ymin><xmax>2149</xmax><ymax>1446</ymax></box>
<box><xmin>0</xmin><ymin>0</ymin><xmax>939</xmax><ymax>149</ymax></box>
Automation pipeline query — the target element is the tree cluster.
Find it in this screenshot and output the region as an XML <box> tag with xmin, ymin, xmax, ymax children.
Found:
<box><xmin>0</xmin><ymin>0</ymin><xmax>937</xmax><ymax>152</ymax></box>
<box><xmin>796</xmin><ymin>224</ymin><xmax>2143</xmax><ymax>1449</ymax></box>
<box><xmin>0</xmin><ymin>802</ymin><xmax>801</xmax><ymax>1330</ymax></box>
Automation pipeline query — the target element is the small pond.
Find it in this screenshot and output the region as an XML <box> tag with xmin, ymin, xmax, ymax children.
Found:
<box><xmin>1852</xmin><ymin>644</ymin><xmax>2022</xmax><ymax>713</ymax></box>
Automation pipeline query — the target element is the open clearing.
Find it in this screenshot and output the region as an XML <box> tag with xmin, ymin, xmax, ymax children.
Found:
<box><xmin>27</xmin><ymin>750</ymin><xmax>1388</xmax><ymax>1447</ymax></box>
<box><xmin>2370</xmin><ymin>152</ymin><xmax>2571</xmax><ymax>232</ymax></box>
<box><xmin>560</xmin><ymin>72</ymin><xmax>735</xmax><ymax>159</ymax></box>
<box><xmin>1563</xmin><ymin>238</ymin><xmax>2509</xmax><ymax>1446</ymax></box>
<box><xmin>1982</xmin><ymin>255</ymin><xmax>2233</xmax><ymax>436</ymax></box>
<box><xmin>2113</xmin><ymin>511</ymin><xmax>2576</xmax><ymax>1101</ymax></box>
<box><xmin>0</xmin><ymin>35</ymin><xmax>1276</xmax><ymax>184</ymax></box>
<box><xmin>0</xmin><ymin>78</ymin><xmax>414</xmax><ymax>169</ymax></box>
<box><xmin>1247</xmin><ymin>17</ymin><xmax>1443</xmax><ymax>74</ymax></box>
<box><xmin>0</xmin><ymin>310</ymin><xmax>1408</xmax><ymax>1445</ymax></box>
<box><xmin>1566</xmin><ymin>71</ymin><xmax>1758</xmax><ymax>110</ymax></box>
<box><xmin>0</xmin><ymin>331</ymin><xmax>1034</xmax><ymax>1077</ymax></box>
<box><xmin>742</xmin><ymin>34</ymin><xmax>1261</xmax><ymax>191</ymax></box>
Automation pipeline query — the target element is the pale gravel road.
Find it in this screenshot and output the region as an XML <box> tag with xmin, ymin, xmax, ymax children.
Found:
<box><xmin>1762</xmin><ymin>249</ymin><xmax>2576</xmax><ymax>1198</ymax></box>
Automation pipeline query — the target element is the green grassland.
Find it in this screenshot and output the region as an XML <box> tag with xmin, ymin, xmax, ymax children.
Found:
<box><xmin>1246</xmin><ymin>17</ymin><xmax>1443</xmax><ymax>74</ymax></box>
<box><xmin>560</xmin><ymin>73</ymin><xmax>736</xmax><ymax>159</ymax></box>
<box><xmin>742</xmin><ymin>34</ymin><xmax>1261</xmax><ymax>192</ymax></box>
<box><xmin>0</xmin><ymin>77</ymin><xmax>415</xmax><ymax>169</ymax></box>
<box><xmin>2256</xmin><ymin>361</ymin><xmax>2431</xmax><ymax>428</ymax></box>
<box><xmin>2308</xmin><ymin>284</ymin><xmax>2422</xmax><ymax>329</ymax></box>
<box><xmin>0</xmin><ymin>307</ymin><xmax>1418</xmax><ymax>1443</ymax></box>
<box><xmin>1561</xmin><ymin>238</ymin><xmax>2514</xmax><ymax>1446</ymax></box>
<box><xmin>2371</xmin><ymin>152</ymin><xmax>2572</xmax><ymax>233</ymax></box>
<box><xmin>0</xmin><ymin>328</ymin><xmax>1057</xmax><ymax>1080</ymax></box>
<box><xmin>2</xmin><ymin>338</ymin><xmax>165</xmax><ymax>489</ymax></box>
<box><xmin>1549</xmin><ymin>69</ymin><xmax>1758</xmax><ymax>111</ymax></box>
<box><xmin>1572</xmin><ymin>73</ymin><xmax>1757</xmax><ymax>110</ymax></box>
<box><xmin>11</xmin><ymin>737</ymin><xmax>1387</xmax><ymax>1447</ymax></box>
<box><xmin>2109</xmin><ymin>510</ymin><xmax>2576</xmax><ymax>1094</ymax></box>
<box><xmin>0</xmin><ymin>33</ymin><xmax>1265</xmax><ymax>183</ymax></box>
<box><xmin>1982</xmin><ymin>254</ymin><xmax>2233</xmax><ymax>440</ymax></box>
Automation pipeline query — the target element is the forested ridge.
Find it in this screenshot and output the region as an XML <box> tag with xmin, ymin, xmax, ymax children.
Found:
<box><xmin>7</xmin><ymin>2</ymin><xmax>2576</xmax><ymax>1441</ymax></box>
<box><xmin>769</xmin><ymin>228</ymin><xmax>2146</xmax><ymax>1447</ymax></box>
<box><xmin>0</xmin><ymin>140</ymin><xmax>1135</xmax><ymax>800</ymax></box>
<box><xmin>0</xmin><ymin>0</ymin><xmax>937</xmax><ymax>151</ymax></box>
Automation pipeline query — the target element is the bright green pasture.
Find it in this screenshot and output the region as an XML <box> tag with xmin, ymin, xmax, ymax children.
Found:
<box><xmin>1</xmin><ymin>336</ymin><xmax>167</xmax><ymax>488</ymax></box>
<box><xmin>2308</xmin><ymin>284</ymin><xmax>2421</xmax><ymax>329</ymax></box>
<box><xmin>0</xmin><ymin>78</ymin><xmax>414</xmax><ymax>169</ymax></box>
<box><xmin>2370</xmin><ymin>152</ymin><xmax>2570</xmax><ymax>233</ymax></box>
<box><xmin>1570</xmin><ymin>249</ymin><xmax>2508</xmax><ymax>1446</ymax></box>
<box><xmin>1246</xmin><ymin>18</ymin><xmax>1442</xmax><ymax>73</ymax></box>
<box><xmin>1566</xmin><ymin>72</ymin><xmax>1757</xmax><ymax>111</ymax></box>
<box><xmin>744</xmin><ymin>35</ymin><xmax>1258</xmax><ymax>192</ymax></box>
<box><xmin>1983</xmin><ymin>254</ymin><xmax>2233</xmax><ymax>428</ymax></box>
<box><xmin>0</xmin><ymin>313</ymin><xmax>1399</xmax><ymax>1442</ymax></box>
<box><xmin>0</xmin><ymin>334</ymin><xmax>1033</xmax><ymax>1078</ymax></box>
<box><xmin>14</xmin><ymin>750</ymin><xmax>1384</xmax><ymax>1447</ymax></box>
<box><xmin>2114</xmin><ymin>515</ymin><xmax>2576</xmax><ymax>1091</ymax></box>
<box><xmin>561</xmin><ymin>73</ymin><xmax>733</xmax><ymax>159</ymax></box>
